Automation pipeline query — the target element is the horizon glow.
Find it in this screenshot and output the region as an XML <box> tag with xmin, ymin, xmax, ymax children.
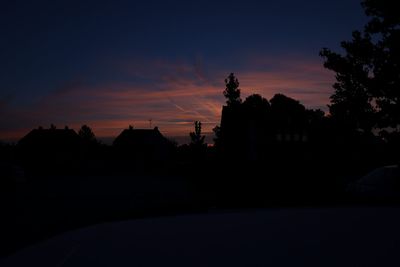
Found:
<box><xmin>0</xmin><ymin>0</ymin><xmax>367</xmax><ymax>143</ymax></box>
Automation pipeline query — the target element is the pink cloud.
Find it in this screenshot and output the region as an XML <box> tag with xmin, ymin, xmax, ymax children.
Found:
<box><xmin>0</xmin><ymin>56</ymin><xmax>335</xmax><ymax>142</ymax></box>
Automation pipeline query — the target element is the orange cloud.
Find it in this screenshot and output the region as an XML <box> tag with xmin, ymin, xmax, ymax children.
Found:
<box><xmin>0</xmin><ymin>56</ymin><xmax>335</xmax><ymax>143</ymax></box>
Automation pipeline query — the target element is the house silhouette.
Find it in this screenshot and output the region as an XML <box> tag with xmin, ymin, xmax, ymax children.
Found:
<box><xmin>18</xmin><ymin>126</ymin><xmax>81</xmax><ymax>173</ymax></box>
<box><xmin>113</xmin><ymin>126</ymin><xmax>172</xmax><ymax>161</ymax></box>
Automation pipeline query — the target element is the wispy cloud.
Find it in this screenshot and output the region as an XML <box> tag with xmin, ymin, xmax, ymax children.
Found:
<box><xmin>0</xmin><ymin>56</ymin><xmax>335</xmax><ymax>142</ymax></box>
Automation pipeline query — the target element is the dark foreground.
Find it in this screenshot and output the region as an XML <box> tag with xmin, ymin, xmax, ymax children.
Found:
<box><xmin>2</xmin><ymin>207</ymin><xmax>400</xmax><ymax>267</ymax></box>
<box><xmin>1</xmin><ymin>165</ymin><xmax>399</xmax><ymax>261</ymax></box>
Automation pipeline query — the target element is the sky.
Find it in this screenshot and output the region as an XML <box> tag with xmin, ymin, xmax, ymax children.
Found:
<box><xmin>0</xmin><ymin>0</ymin><xmax>368</xmax><ymax>143</ymax></box>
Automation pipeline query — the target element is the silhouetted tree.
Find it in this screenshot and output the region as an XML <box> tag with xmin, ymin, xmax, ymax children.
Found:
<box><xmin>190</xmin><ymin>121</ymin><xmax>205</xmax><ymax>147</ymax></box>
<box><xmin>243</xmin><ymin>94</ymin><xmax>271</xmax><ymax>134</ymax></box>
<box><xmin>270</xmin><ymin>94</ymin><xmax>305</xmax><ymax>113</ymax></box>
<box><xmin>306</xmin><ymin>109</ymin><xmax>325</xmax><ymax>120</ymax></box>
<box><xmin>223</xmin><ymin>73</ymin><xmax>242</xmax><ymax>106</ymax></box>
<box><xmin>78</xmin><ymin>125</ymin><xmax>97</xmax><ymax>144</ymax></box>
<box><xmin>243</xmin><ymin>94</ymin><xmax>270</xmax><ymax>115</ymax></box>
<box><xmin>320</xmin><ymin>0</ymin><xmax>400</xmax><ymax>132</ymax></box>
<box><xmin>270</xmin><ymin>94</ymin><xmax>307</xmax><ymax>129</ymax></box>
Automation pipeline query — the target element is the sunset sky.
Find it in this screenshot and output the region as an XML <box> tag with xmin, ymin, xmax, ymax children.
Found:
<box><xmin>0</xmin><ymin>0</ymin><xmax>367</xmax><ymax>143</ymax></box>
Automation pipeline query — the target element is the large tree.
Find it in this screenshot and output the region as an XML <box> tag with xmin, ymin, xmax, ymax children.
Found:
<box><xmin>320</xmin><ymin>0</ymin><xmax>400</xmax><ymax>132</ymax></box>
<box><xmin>243</xmin><ymin>94</ymin><xmax>270</xmax><ymax>111</ymax></box>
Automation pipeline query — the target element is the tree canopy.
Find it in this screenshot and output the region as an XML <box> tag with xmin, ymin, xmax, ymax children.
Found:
<box><xmin>243</xmin><ymin>94</ymin><xmax>270</xmax><ymax>111</ymax></box>
<box><xmin>320</xmin><ymin>0</ymin><xmax>400</xmax><ymax>132</ymax></box>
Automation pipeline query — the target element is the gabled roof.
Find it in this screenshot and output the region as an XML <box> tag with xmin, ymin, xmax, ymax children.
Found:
<box><xmin>113</xmin><ymin>127</ymin><xmax>168</xmax><ymax>147</ymax></box>
<box><xmin>19</xmin><ymin>128</ymin><xmax>80</xmax><ymax>147</ymax></box>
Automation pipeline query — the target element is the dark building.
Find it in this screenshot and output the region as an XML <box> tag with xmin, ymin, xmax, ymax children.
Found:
<box><xmin>113</xmin><ymin>126</ymin><xmax>173</xmax><ymax>161</ymax></box>
<box><xmin>220</xmin><ymin>105</ymin><xmax>248</xmax><ymax>158</ymax></box>
<box><xmin>18</xmin><ymin>126</ymin><xmax>81</xmax><ymax>173</ymax></box>
<box><xmin>219</xmin><ymin>94</ymin><xmax>311</xmax><ymax>161</ymax></box>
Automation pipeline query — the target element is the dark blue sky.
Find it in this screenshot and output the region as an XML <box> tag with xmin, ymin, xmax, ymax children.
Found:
<box><xmin>0</xmin><ymin>0</ymin><xmax>368</xmax><ymax>141</ymax></box>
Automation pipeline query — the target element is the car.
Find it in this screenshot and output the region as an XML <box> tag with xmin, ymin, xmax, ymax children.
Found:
<box><xmin>348</xmin><ymin>164</ymin><xmax>400</xmax><ymax>199</ymax></box>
